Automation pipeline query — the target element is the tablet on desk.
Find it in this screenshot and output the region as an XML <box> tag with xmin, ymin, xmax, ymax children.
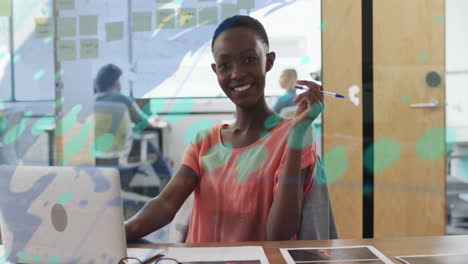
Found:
<box><xmin>0</xmin><ymin>165</ymin><xmax>164</xmax><ymax>264</ymax></box>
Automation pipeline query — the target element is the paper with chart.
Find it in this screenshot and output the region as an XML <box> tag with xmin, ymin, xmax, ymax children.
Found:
<box><xmin>396</xmin><ymin>253</ymin><xmax>468</xmax><ymax>264</ymax></box>
<box><xmin>280</xmin><ymin>246</ymin><xmax>394</xmax><ymax>264</ymax></box>
<box><xmin>165</xmin><ymin>246</ymin><xmax>269</xmax><ymax>264</ymax></box>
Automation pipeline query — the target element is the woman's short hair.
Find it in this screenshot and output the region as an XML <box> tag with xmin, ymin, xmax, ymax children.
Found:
<box><xmin>211</xmin><ymin>15</ymin><xmax>269</xmax><ymax>51</ymax></box>
<box><xmin>95</xmin><ymin>64</ymin><xmax>122</xmax><ymax>92</ymax></box>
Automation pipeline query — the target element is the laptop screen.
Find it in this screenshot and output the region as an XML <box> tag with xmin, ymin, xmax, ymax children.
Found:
<box><xmin>0</xmin><ymin>165</ymin><xmax>127</xmax><ymax>264</ymax></box>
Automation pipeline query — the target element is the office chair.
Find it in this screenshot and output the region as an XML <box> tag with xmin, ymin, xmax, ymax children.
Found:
<box><xmin>93</xmin><ymin>101</ymin><xmax>159</xmax><ymax>218</ymax></box>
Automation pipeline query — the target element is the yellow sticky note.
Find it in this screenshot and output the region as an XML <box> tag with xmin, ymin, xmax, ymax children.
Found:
<box><xmin>57</xmin><ymin>40</ymin><xmax>76</xmax><ymax>61</ymax></box>
<box><xmin>221</xmin><ymin>4</ymin><xmax>239</xmax><ymax>20</ymax></box>
<box><xmin>132</xmin><ymin>12</ymin><xmax>152</xmax><ymax>32</ymax></box>
<box><xmin>35</xmin><ymin>18</ymin><xmax>54</xmax><ymax>39</ymax></box>
<box><xmin>199</xmin><ymin>7</ymin><xmax>217</xmax><ymax>26</ymax></box>
<box><xmin>79</xmin><ymin>15</ymin><xmax>98</xmax><ymax>36</ymax></box>
<box><xmin>105</xmin><ymin>21</ymin><xmax>124</xmax><ymax>41</ymax></box>
<box><xmin>80</xmin><ymin>38</ymin><xmax>98</xmax><ymax>59</ymax></box>
<box><xmin>178</xmin><ymin>8</ymin><xmax>196</xmax><ymax>28</ymax></box>
<box><xmin>58</xmin><ymin>17</ymin><xmax>76</xmax><ymax>38</ymax></box>
<box><xmin>57</xmin><ymin>0</ymin><xmax>75</xmax><ymax>10</ymax></box>
<box><xmin>237</xmin><ymin>0</ymin><xmax>255</xmax><ymax>10</ymax></box>
<box><xmin>157</xmin><ymin>9</ymin><xmax>175</xmax><ymax>29</ymax></box>
<box><xmin>0</xmin><ymin>0</ymin><xmax>11</xmax><ymax>17</ymax></box>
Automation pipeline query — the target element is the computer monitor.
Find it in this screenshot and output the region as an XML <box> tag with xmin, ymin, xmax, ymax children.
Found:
<box><xmin>0</xmin><ymin>165</ymin><xmax>127</xmax><ymax>264</ymax></box>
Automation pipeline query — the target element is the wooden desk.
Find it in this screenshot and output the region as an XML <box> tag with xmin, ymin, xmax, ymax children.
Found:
<box><xmin>128</xmin><ymin>235</ymin><xmax>468</xmax><ymax>263</ymax></box>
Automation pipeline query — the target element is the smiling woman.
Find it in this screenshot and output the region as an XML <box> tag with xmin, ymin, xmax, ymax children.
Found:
<box><xmin>125</xmin><ymin>15</ymin><xmax>326</xmax><ymax>243</ymax></box>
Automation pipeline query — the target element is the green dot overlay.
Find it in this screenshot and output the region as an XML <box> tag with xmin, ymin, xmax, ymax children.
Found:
<box><xmin>59</xmin><ymin>192</ymin><xmax>73</xmax><ymax>206</ymax></box>
<box><xmin>90</xmin><ymin>133</ymin><xmax>114</xmax><ymax>158</ymax></box>
<box><xmin>324</xmin><ymin>146</ymin><xmax>349</xmax><ymax>184</ymax></box>
<box><xmin>364</xmin><ymin>138</ymin><xmax>401</xmax><ymax>173</ymax></box>
<box><xmin>167</xmin><ymin>98</ymin><xmax>194</xmax><ymax>124</ymax></box>
<box><xmin>236</xmin><ymin>145</ymin><xmax>269</xmax><ymax>183</ymax></box>
<box><xmin>202</xmin><ymin>143</ymin><xmax>232</xmax><ymax>171</ymax></box>
<box><xmin>416</xmin><ymin>127</ymin><xmax>445</xmax><ymax>160</ymax></box>
<box><xmin>184</xmin><ymin>119</ymin><xmax>213</xmax><ymax>145</ymax></box>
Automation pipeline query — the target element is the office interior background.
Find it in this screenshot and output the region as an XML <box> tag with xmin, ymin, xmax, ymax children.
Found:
<box><xmin>0</xmin><ymin>0</ymin><xmax>467</xmax><ymax>242</ymax></box>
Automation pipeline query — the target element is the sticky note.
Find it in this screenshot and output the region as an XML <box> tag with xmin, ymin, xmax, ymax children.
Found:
<box><xmin>57</xmin><ymin>40</ymin><xmax>76</xmax><ymax>61</ymax></box>
<box><xmin>157</xmin><ymin>9</ymin><xmax>175</xmax><ymax>29</ymax></box>
<box><xmin>57</xmin><ymin>0</ymin><xmax>75</xmax><ymax>10</ymax></box>
<box><xmin>58</xmin><ymin>17</ymin><xmax>76</xmax><ymax>37</ymax></box>
<box><xmin>80</xmin><ymin>38</ymin><xmax>98</xmax><ymax>59</ymax></box>
<box><xmin>178</xmin><ymin>8</ymin><xmax>196</xmax><ymax>28</ymax></box>
<box><xmin>237</xmin><ymin>0</ymin><xmax>255</xmax><ymax>10</ymax></box>
<box><xmin>105</xmin><ymin>21</ymin><xmax>124</xmax><ymax>41</ymax></box>
<box><xmin>35</xmin><ymin>18</ymin><xmax>54</xmax><ymax>39</ymax></box>
<box><xmin>79</xmin><ymin>15</ymin><xmax>98</xmax><ymax>35</ymax></box>
<box><xmin>199</xmin><ymin>7</ymin><xmax>217</xmax><ymax>26</ymax></box>
<box><xmin>132</xmin><ymin>12</ymin><xmax>152</xmax><ymax>32</ymax></box>
<box><xmin>0</xmin><ymin>0</ymin><xmax>11</xmax><ymax>17</ymax></box>
<box><xmin>221</xmin><ymin>4</ymin><xmax>239</xmax><ymax>20</ymax></box>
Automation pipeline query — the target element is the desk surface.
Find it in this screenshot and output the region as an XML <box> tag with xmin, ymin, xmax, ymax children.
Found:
<box><xmin>129</xmin><ymin>235</ymin><xmax>468</xmax><ymax>263</ymax></box>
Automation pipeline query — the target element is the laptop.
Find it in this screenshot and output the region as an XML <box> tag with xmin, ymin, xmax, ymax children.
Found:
<box><xmin>0</xmin><ymin>165</ymin><xmax>163</xmax><ymax>264</ymax></box>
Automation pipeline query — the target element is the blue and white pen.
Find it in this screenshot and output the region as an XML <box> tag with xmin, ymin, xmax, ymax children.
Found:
<box><xmin>295</xmin><ymin>85</ymin><xmax>345</xmax><ymax>98</ymax></box>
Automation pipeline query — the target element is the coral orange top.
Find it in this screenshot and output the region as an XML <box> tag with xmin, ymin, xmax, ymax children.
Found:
<box><xmin>181</xmin><ymin>117</ymin><xmax>317</xmax><ymax>243</ymax></box>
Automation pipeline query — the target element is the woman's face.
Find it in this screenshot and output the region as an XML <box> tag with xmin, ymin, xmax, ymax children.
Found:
<box><xmin>211</xmin><ymin>27</ymin><xmax>275</xmax><ymax>108</ymax></box>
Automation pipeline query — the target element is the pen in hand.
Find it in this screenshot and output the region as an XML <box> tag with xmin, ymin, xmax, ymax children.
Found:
<box><xmin>295</xmin><ymin>85</ymin><xmax>345</xmax><ymax>98</ymax></box>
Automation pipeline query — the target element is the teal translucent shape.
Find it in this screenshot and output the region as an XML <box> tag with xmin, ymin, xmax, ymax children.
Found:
<box><xmin>264</xmin><ymin>113</ymin><xmax>282</xmax><ymax>129</ymax></box>
<box><xmin>55</xmin><ymin>97</ymin><xmax>64</xmax><ymax>109</ymax></box>
<box><xmin>29</xmin><ymin>255</ymin><xmax>42</xmax><ymax>264</ymax></box>
<box><xmin>288</xmin><ymin>121</ymin><xmax>314</xmax><ymax>150</ymax></box>
<box><xmin>0</xmin><ymin>250</ymin><xmax>11</xmax><ymax>264</ymax></box>
<box><xmin>324</xmin><ymin>146</ymin><xmax>349</xmax><ymax>184</ymax></box>
<box><xmin>364</xmin><ymin>138</ymin><xmax>401</xmax><ymax>173</ymax></box>
<box><xmin>0</xmin><ymin>118</ymin><xmax>6</xmax><ymax>134</ymax></box>
<box><xmin>184</xmin><ymin>119</ymin><xmax>213</xmax><ymax>145</ymax></box>
<box><xmin>167</xmin><ymin>98</ymin><xmax>194</xmax><ymax>124</ymax></box>
<box><xmin>416</xmin><ymin>127</ymin><xmax>445</xmax><ymax>160</ymax></box>
<box><xmin>61</xmin><ymin>122</ymin><xmax>94</xmax><ymax>166</ymax></box>
<box><xmin>189</xmin><ymin>128</ymin><xmax>211</xmax><ymax>145</ymax></box>
<box><xmin>400</xmin><ymin>95</ymin><xmax>411</xmax><ymax>104</ymax></box>
<box><xmin>43</xmin><ymin>36</ymin><xmax>53</xmax><ymax>44</ymax></box>
<box><xmin>55</xmin><ymin>69</ymin><xmax>65</xmax><ymax>79</ymax></box>
<box><xmin>31</xmin><ymin>115</ymin><xmax>54</xmax><ymax>135</ymax></box>
<box><xmin>55</xmin><ymin>104</ymin><xmax>82</xmax><ymax>136</ymax></box>
<box><xmin>202</xmin><ymin>143</ymin><xmax>232</xmax><ymax>171</ymax></box>
<box><xmin>320</xmin><ymin>22</ymin><xmax>330</xmax><ymax>30</ymax></box>
<box><xmin>59</xmin><ymin>192</ymin><xmax>73</xmax><ymax>205</ymax></box>
<box><xmin>16</xmin><ymin>251</ymin><xmax>28</xmax><ymax>263</ymax></box>
<box><xmin>13</xmin><ymin>54</ymin><xmax>21</xmax><ymax>63</ymax></box>
<box><xmin>0</xmin><ymin>51</ymin><xmax>6</xmax><ymax>59</ymax></box>
<box><xmin>435</xmin><ymin>16</ymin><xmax>444</xmax><ymax>23</ymax></box>
<box><xmin>174</xmin><ymin>0</ymin><xmax>184</xmax><ymax>3</ymax></box>
<box><xmin>3</xmin><ymin>112</ymin><xmax>32</xmax><ymax>145</ymax></box>
<box><xmin>90</xmin><ymin>133</ymin><xmax>114</xmax><ymax>158</ymax></box>
<box><xmin>418</xmin><ymin>53</ymin><xmax>429</xmax><ymax>62</ymax></box>
<box><xmin>45</xmin><ymin>255</ymin><xmax>61</xmax><ymax>264</ymax></box>
<box><xmin>300</xmin><ymin>56</ymin><xmax>311</xmax><ymax>65</ymax></box>
<box><xmin>461</xmin><ymin>159</ymin><xmax>468</xmax><ymax>181</ymax></box>
<box><xmin>134</xmin><ymin>99</ymin><xmax>167</xmax><ymax>133</ymax></box>
<box><xmin>33</xmin><ymin>69</ymin><xmax>45</xmax><ymax>80</ymax></box>
<box><xmin>236</xmin><ymin>145</ymin><xmax>269</xmax><ymax>183</ymax></box>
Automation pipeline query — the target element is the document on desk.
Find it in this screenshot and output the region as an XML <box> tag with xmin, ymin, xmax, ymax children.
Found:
<box><xmin>280</xmin><ymin>245</ymin><xmax>395</xmax><ymax>264</ymax></box>
<box><xmin>396</xmin><ymin>253</ymin><xmax>468</xmax><ymax>264</ymax></box>
<box><xmin>164</xmin><ymin>246</ymin><xmax>269</xmax><ymax>264</ymax></box>
<box><xmin>127</xmin><ymin>248</ymin><xmax>166</xmax><ymax>264</ymax></box>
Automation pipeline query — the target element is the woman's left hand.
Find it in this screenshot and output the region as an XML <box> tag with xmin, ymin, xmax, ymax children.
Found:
<box><xmin>292</xmin><ymin>80</ymin><xmax>324</xmax><ymax>127</ymax></box>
